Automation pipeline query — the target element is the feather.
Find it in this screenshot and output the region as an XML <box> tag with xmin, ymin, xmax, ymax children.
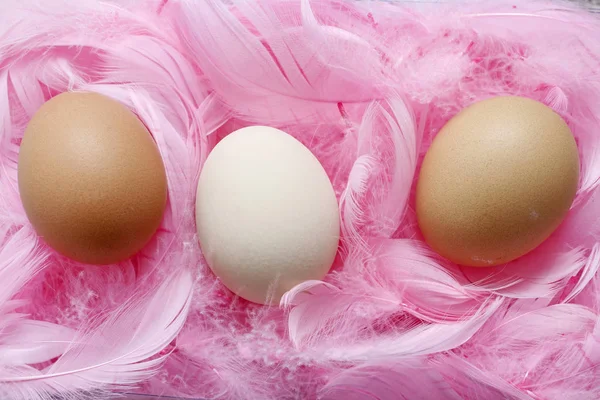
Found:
<box><xmin>489</xmin><ymin>303</ymin><xmax>596</xmax><ymax>340</ymax></box>
<box><xmin>339</xmin><ymin>154</ymin><xmax>377</xmax><ymax>252</ymax></box>
<box><xmin>0</xmin><ymin>0</ymin><xmax>166</xmax><ymax>59</ymax></box>
<box><xmin>9</xmin><ymin>68</ymin><xmax>45</xmax><ymax>119</ymax></box>
<box><xmin>433</xmin><ymin>354</ymin><xmax>534</xmax><ymax>400</ymax></box>
<box><xmin>2</xmin><ymin>0</ymin><xmax>600</xmax><ymax>399</ymax></box>
<box><xmin>100</xmin><ymin>34</ymin><xmax>206</xmax><ymax>107</ymax></box>
<box><xmin>460</xmin><ymin>240</ymin><xmax>588</xmax><ymax>298</ymax></box>
<box><xmin>561</xmin><ymin>244</ymin><xmax>600</xmax><ymax>303</ymax></box>
<box><xmin>281</xmin><ymin>280</ymin><xmax>400</xmax><ymax>348</ymax></box>
<box><xmin>0</xmin><ymin>320</ymin><xmax>75</xmax><ymax>366</ymax></box>
<box><xmin>283</xmin><ymin>270</ymin><xmax>502</xmax><ymax>360</ymax></box>
<box><xmin>0</xmin><ymin>72</ymin><xmax>11</xmax><ymax>153</ymax></box>
<box><xmin>320</xmin><ymin>296</ymin><xmax>503</xmax><ymax>362</ymax></box>
<box><xmin>0</xmin><ymin>227</ymin><xmax>48</xmax><ymax>320</ymax></box>
<box><xmin>577</xmin><ymin>114</ymin><xmax>600</xmax><ymax>197</ymax></box>
<box><xmin>544</xmin><ymin>86</ymin><xmax>569</xmax><ymax>115</ymax></box>
<box><xmin>318</xmin><ymin>357</ymin><xmax>462</xmax><ymax>400</ymax></box>
<box><xmin>460</xmin><ymin>303</ymin><xmax>600</xmax><ymax>399</ymax></box>
<box><xmin>172</xmin><ymin>0</ymin><xmax>382</xmax><ymax>123</ymax></box>
<box><xmin>583</xmin><ymin>316</ymin><xmax>600</xmax><ymax>367</ymax></box>
<box><xmin>0</xmin><ymin>270</ymin><xmax>193</xmax><ymax>399</ymax></box>
<box><xmin>369</xmin><ymin>239</ymin><xmax>485</xmax><ymax>322</ymax></box>
<box><xmin>299</xmin><ymin>0</ymin><xmax>385</xmax><ymax>83</ymax></box>
<box><xmin>339</xmin><ymin>97</ymin><xmax>418</xmax><ymax>253</ymax></box>
<box><xmin>281</xmin><ymin>239</ymin><xmax>488</xmax><ymax>348</ymax></box>
<box><xmin>556</xmin><ymin>188</ymin><xmax>600</xmax><ymax>250</ymax></box>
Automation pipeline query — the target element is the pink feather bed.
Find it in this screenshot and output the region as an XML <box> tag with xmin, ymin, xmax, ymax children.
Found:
<box><xmin>1</xmin><ymin>0</ymin><xmax>600</xmax><ymax>399</ymax></box>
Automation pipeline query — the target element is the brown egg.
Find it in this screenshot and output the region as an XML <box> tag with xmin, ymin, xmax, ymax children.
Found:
<box><xmin>18</xmin><ymin>92</ymin><xmax>167</xmax><ymax>265</ymax></box>
<box><xmin>416</xmin><ymin>96</ymin><xmax>579</xmax><ymax>267</ymax></box>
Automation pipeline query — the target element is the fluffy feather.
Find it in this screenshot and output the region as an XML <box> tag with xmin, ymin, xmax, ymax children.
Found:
<box><xmin>1</xmin><ymin>0</ymin><xmax>600</xmax><ymax>399</ymax></box>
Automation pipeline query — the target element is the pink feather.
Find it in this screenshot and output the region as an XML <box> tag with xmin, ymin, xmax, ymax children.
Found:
<box><xmin>1</xmin><ymin>0</ymin><xmax>600</xmax><ymax>399</ymax></box>
<box><xmin>171</xmin><ymin>0</ymin><xmax>382</xmax><ymax>124</ymax></box>
<box><xmin>340</xmin><ymin>97</ymin><xmax>418</xmax><ymax>251</ymax></box>
<box><xmin>433</xmin><ymin>354</ymin><xmax>535</xmax><ymax>400</ymax></box>
<box><xmin>282</xmin><ymin>268</ymin><xmax>502</xmax><ymax>359</ymax></box>
<box><xmin>0</xmin><ymin>228</ymin><xmax>48</xmax><ymax>321</ymax></box>
<box><xmin>319</xmin><ymin>358</ymin><xmax>462</xmax><ymax>400</ymax></box>
<box><xmin>0</xmin><ymin>320</ymin><xmax>75</xmax><ymax>366</ymax></box>
<box><xmin>457</xmin><ymin>303</ymin><xmax>600</xmax><ymax>399</ymax></box>
<box><xmin>0</xmin><ymin>270</ymin><xmax>193</xmax><ymax>399</ymax></box>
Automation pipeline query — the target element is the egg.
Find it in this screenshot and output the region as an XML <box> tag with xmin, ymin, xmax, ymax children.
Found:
<box><xmin>416</xmin><ymin>96</ymin><xmax>579</xmax><ymax>267</ymax></box>
<box><xmin>18</xmin><ymin>92</ymin><xmax>167</xmax><ymax>265</ymax></box>
<box><xmin>196</xmin><ymin>126</ymin><xmax>340</xmax><ymax>304</ymax></box>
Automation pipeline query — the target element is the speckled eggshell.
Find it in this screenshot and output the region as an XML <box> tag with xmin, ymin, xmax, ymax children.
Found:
<box><xmin>416</xmin><ymin>96</ymin><xmax>580</xmax><ymax>267</ymax></box>
<box><xmin>195</xmin><ymin>126</ymin><xmax>340</xmax><ymax>305</ymax></box>
<box><xmin>18</xmin><ymin>92</ymin><xmax>168</xmax><ymax>265</ymax></box>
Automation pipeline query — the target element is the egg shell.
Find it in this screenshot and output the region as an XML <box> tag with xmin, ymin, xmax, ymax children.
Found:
<box><xmin>18</xmin><ymin>92</ymin><xmax>167</xmax><ymax>265</ymax></box>
<box><xmin>195</xmin><ymin>126</ymin><xmax>340</xmax><ymax>304</ymax></box>
<box><xmin>416</xmin><ymin>96</ymin><xmax>580</xmax><ymax>267</ymax></box>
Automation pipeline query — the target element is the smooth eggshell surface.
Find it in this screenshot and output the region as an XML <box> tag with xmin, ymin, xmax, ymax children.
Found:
<box><xmin>416</xmin><ymin>96</ymin><xmax>579</xmax><ymax>267</ymax></box>
<box><xmin>18</xmin><ymin>92</ymin><xmax>167</xmax><ymax>265</ymax></box>
<box><xmin>196</xmin><ymin>126</ymin><xmax>340</xmax><ymax>304</ymax></box>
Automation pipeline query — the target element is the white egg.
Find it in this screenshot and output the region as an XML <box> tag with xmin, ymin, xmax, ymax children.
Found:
<box><xmin>196</xmin><ymin>126</ymin><xmax>340</xmax><ymax>304</ymax></box>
